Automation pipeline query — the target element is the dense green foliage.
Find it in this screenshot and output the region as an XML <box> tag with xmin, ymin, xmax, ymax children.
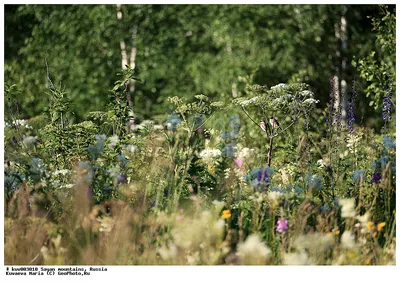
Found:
<box><xmin>5</xmin><ymin>4</ymin><xmax>393</xmax><ymax>124</ymax></box>
<box><xmin>3</xmin><ymin>4</ymin><xmax>396</xmax><ymax>266</ymax></box>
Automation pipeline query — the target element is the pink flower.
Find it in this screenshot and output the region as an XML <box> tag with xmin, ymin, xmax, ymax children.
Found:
<box><xmin>276</xmin><ymin>218</ymin><xmax>289</xmax><ymax>233</ymax></box>
<box><xmin>235</xmin><ymin>158</ymin><xmax>244</xmax><ymax>168</ymax></box>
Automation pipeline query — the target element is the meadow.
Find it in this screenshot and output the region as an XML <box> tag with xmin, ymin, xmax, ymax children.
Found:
<box><xmin>3</xmin><ymin>4</ymin><xmax>396</xmax><ymax>266</ymax></box>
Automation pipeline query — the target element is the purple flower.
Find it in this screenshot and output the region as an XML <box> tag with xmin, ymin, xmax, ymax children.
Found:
<box><xmin>372</xmin><ymin>171</ymin><xmax>382</xmax><ymax>184</ymax></box>
<box><xmin>257</xmin><ymin>170</ymin><xmax>268</xmax><ymax>182</ymax></box>
<box><xmin>276</xmin><ymin>218</ymin><xmax>289</xmax><ymax>233</ymax></box>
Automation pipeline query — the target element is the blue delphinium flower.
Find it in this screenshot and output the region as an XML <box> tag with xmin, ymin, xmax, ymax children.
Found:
<box><xmin>383</xmin><ymin>136</ymin><xmax>396</xmax><ymax>151</ymax></box>
<box><xmin>347</xmin><ymin>79</ymin><xmax>358</xmax><ymax>134</ymax></box>
<box><xmin>245</xmin><ymin>166</ymin><xmax>274</xmax><ymax>191</ymax></box>
<box><xmin>222</xmin><ymin>143</ymin><xmax>237</xmax><ymax>158</ymax></box>
<box><xmin>88</xmin><ymin>134</ymin><xmax>106</xmax><ymax>160</ymax></box>
<box><xmin>116</xmin><ymin>153</ymin><xmax>129</xmax><ymax>168</ymax></box>
<box><xmin>372</xmin><ymin>171</ymin><xmax>382</xmax><ymax>184</ymax></box>
<box><xmin>307</xmin><ymin>174</ymin><xmax>322</xmax><ymax>191</ymax></box>
<box><xmin>166</xmin><ymin>114</ymin><xmax>181</xmax><ymax>132</ymax></box>
<box><xmin>352</xmin><ymin>169</ymin><xmax>366</xmax><ymax>183</ymax></box>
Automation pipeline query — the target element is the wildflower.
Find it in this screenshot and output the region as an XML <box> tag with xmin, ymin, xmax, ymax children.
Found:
<box><xmin>372</xmin><ymin>171</ymin><xmax>382</xmax><ymax>183</ymax></box>
<box><xmin>267</xmin><ymin>191</ymin><xmax>283</xmax><ymax>207</ymax></box>
<box><xmin>367</xmin><ymin>221</ymin><xmax>375</xmax><ymax>231</ymax></box>
<box><xmin>302</xmin><ymin>98</ymin><xmax>319</xmax><ymax>106</ymax></box>
<box><xmin>234</xmin><ymin>158</ymin><xmax>244</xmax><ymax>169</ymax></box>
<box><xmin>239</xmin><ymin>96</ymin><xmax>259</xmax><ymax>106</ymax></box>
<box><xmin>338</xmin><ymin>198</ymin><xmax>356</xmax><ymax>218</ymax></box>
<box><xmin>166</xmin><ymin>114</ymin><xmax>181</xmax><ymax>131</ymax></box>
<box><xmin>341</xmin><ymin>231</ymin><xmax>358</xmax><ymax>249</ymax></box>
<box><xmin>117</xmin><ymin>174</ymin><xmax>127</xmax><ymax>184</ymax></box>
<box><xmin>383</xmin><ymin>136</ymin><xmax>396</xmax><ymax>150</ymax></box>
<box><xmin>22</xmin><ymin>136</ymin><xmax>38</xmax><ymax>149</ymax></box>
<box><xmin>245</xmin><ymin>166</ymin><xmax>273</xmax><ymax>191</ymax></box>
<box><xmin>199</xmin><ymin>148</ymin><xmax>222</xmax><ymax>167</ymax></box>
<box><xmin>356</xmin><ymin>212</ymin><xmax>370</xmax><ymax>232</ymax></box>
<box><xmin>237</xmin><ymin>234</ymin><xmax>271</xmax><ymax>265</ymax></box>
<box><xmin>377</xmin><ymin>222</ymin><xmax>386</xmax><ymax>232</ymax></box>
<box><xmin>108</xmin><ymin>135</ymin><xmax>119</xmax><ymax>149</ymax></box>
<box><xmin>276</xmin><ymin>218</ymin><xmax>289</xmax><ymax>233</ymax></box>
<box><xmin>12</xmin><ymin>119</ymin><xmax>32</xmax><ymax>129</ymax></box>
<box><xmin>53</xmin><ymin>169</ymin><xmax>70</xmax><ymax>176</ymax></box>
<box><xmin>221</xmin><ymin>210</ymin><xmax>231</xmax><ymax>219</ymax></box>
<box><xmin>124</xmin><ymin>144</ymin><xmax>138</xmax><ymax>155</ymax></box>
<box><xmin>222</xmin><ymin>143</ymin><xmax>237</xmax><ymax>157</ymax></box>
<box><xmin>347</xmin><ymin>79</ymin><xmax>358</xmax><ymax>134</ymax></box>
<box><xmin>308</xmin><ymin>174</ymin><xmax>322</xmax><ymax>191</ymax></box>
<box><xmin>364</xmin><ymin>258</ymin><xmax>371</xmax><ymax>265</ymax></box>
<box><xmin>271</xmin><ymin>83</ymin><xmax>286</xmax><ymax>90</ymax></box>
<box><xmin>238</xmin><ymin>147</ymin><xmax>256</xmax><ymax>161</ymax></box>
<box><xmin>352</xmin><ymin>169</ymin><xmax>366</xmax><ymax>183</ymax></box>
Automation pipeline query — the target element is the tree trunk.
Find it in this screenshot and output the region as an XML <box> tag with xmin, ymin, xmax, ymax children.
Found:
<box><xmin>116</xmin><ymin>4</ymin><xmax>137</xmax><ymax>110</ymax></box>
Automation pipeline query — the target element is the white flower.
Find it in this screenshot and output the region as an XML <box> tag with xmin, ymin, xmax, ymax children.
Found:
<box><xmin>356</xmin><ymin>212</ymin><xmax>370</xmax><ymax>229</ymax></box>
<box><xmin>22</xmin><ymin>136</ymin><xmax>38</xmax><ymax>149</ymax></box>
<box><xmin>108</xmin><ymin>135</ymin><xmax>119</xmax><ymax>149</ymax></box>
<box><xmin>339</xmin><ymin>198</ymin><xmax>356</xmax><ymax>218</ymax></box>
<box><xmin>199</xmin><ymin>148</ymin><xmax>221</xmax><ymax>163</ymax></box>
<box><xmin>303</xmin><ymin>98</ymin><xmax>319</xmax><ymax>105</ymax></box>
<box><xmin>267</xmin><ymin>191</ymin><xmax>284</xmax><ymax>206</ymax></box>
<box><xmin>237</xmin><ymin>234</ymin><xmax>271</xmax><ymax>265</ymax></box>
<box><xmin>238</xmin><ymin>147</ymin><xmax>255</xmax><ymax>161</ymax></box>
<box><xmin>299</xmin><ymin>90</ymin><xmax>314</xmax><ymax>98</ymax></box>
<box><xmin>53</xmin><ymin>169</ymin><xmax>70</xmax><ymax>176</ymax></box>
<box><xmin>239</xmin><ymin>96</ymin><xmax>259</xmax><ymax>106</ymax></box>
<box><xmin>271</xmin><ymin>83</ymin><xmax>286</xmax><ymax>90</ymax></box>
<box><xmin>341</xmin><ymin>231</ymin><xmax>358</xmax><ymax>249</ymax></box>
<box><xmin>124</xmin><ymin>144</ymin><xmax>138</xmax><ymax>154</ymax></box>
<box><xmin>283</xmin><ymin>251</ymin><xmax>309</xmax><ymax>265</ymax></box>
<box><xmin>13</xmin><ymin>119</ymin><xmax>32</xmax><ymax>129</ymax></box>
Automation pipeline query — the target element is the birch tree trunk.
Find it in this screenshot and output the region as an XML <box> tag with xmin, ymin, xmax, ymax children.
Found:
<box><xmin>116</xmin><ymin>4</ymin><xmax>137</xmax><ymax>110</ymax></box>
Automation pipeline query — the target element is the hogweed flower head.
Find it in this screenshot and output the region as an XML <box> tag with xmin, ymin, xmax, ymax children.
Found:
<box><xmin>338</xmin><ymin>198</ymin><xmax>356</xmax><ymax>218</ymax></box>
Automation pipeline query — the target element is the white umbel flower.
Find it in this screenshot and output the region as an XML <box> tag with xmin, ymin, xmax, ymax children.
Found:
<box><xmin>199</xmin><ymin>148</ymin><xmax>221</xmax><ymax>163</ymax></box>
<box><xmin>341</xmin><ymin>231</ymin><xmax>358</xmax><ymax>249</ymax></box>
<box><xmin>108</xmin><ymin>135</ymin><xmax>119</xmax><ymax>149</ymax></box>
<box><xmin>23</xmin><ymin>136</ymin><xmax>38</xmax><ymax>149</ymax></box>
<box><xmin>339</xmin><ymin>198</ymin><xmax>356</xmax><ymax>218</ymax></box>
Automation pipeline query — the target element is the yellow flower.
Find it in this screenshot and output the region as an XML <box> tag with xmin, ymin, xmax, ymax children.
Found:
<box><xmin>327</xmin><ymin>232</ymin><xmax>333</xmax><ymax>237</ymax></box>
<box><xmin>221</xmin><ymin>210</ymin><xmax>231</xmax><ymax>219</ymax></box>
<box><xmin>389</xmin><ymin>149</ymin><xmax>396</xmax><ymax>155</ymax></box>
<box><xmin>364</xmin><ymin>258</ymin><xmax>371</xmax><ymax>265</ymax></box>
<box><xmin>373</xmin><ymin>232</ymin><xmax>378</xmax><ymax>238</ymax></box>
<box><xmin>335</xmin><ymin>230</ymin><xmax>340</xmax><ymax>235</ymax></box>
<box><xmin>377</xmin><ymin>222</ymin><xmax>386</xmax><ymax>232</ymax></box>
<box><xmin>367</xmin><ymin>221</ymin><xmax>375</xmax><ymax>231</ymax></box>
